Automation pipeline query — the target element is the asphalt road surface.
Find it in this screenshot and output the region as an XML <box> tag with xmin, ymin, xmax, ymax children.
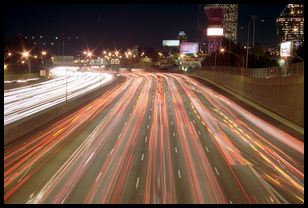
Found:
<box><xmin>4</xmin><ymin>71</ymin><xmax>304</xmax><ymax>204</ymax></box>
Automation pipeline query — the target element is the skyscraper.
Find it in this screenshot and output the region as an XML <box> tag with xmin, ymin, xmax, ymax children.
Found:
<box><xmin>222</xmin><ymin>4</ymin><xmax>239</xmax><ymax>43</ymax></box>
<box><xmin>276</xmin><ymin>4</ymin><xmax>304</xmax><ymax>48</ymax></box>
<box><xmin>204</xmin><ymin>4</ymin><xmax>239</xmax><ymax>42</ymax></box>
<box><xmin>204</xmin><ymin>4</ymin><xmax>225</xmax><ymax>53</ymax></box>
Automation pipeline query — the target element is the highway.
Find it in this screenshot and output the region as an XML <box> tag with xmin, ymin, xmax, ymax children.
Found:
<box><xmin>4</xmin><ymin>71</ymin><xmax>304</xmax><ymax>204</ymax></box>
<box><xmin>4</xmin><ymin>66</ymin><xmax>113</xmax><ymax>126</ymax></box>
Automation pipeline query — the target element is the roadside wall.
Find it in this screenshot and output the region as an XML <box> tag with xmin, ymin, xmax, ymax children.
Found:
<box><xmin>192</xmin><ymin>70</ymin><xmax>304</xmax><ymax>127</ymax></box>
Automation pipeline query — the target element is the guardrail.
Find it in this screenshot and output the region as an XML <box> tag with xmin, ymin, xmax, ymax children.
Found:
<box><xmin>202</xmin><ymin>62</ymin><xmax>304</xmax><ymax>78</ymax></box>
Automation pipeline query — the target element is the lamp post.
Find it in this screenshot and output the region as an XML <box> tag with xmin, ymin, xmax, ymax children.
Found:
<box><xmin>245</xmin><ymin>22</ymin><xmax>250</xmax><ymax>68</ymax></box>
<box><xmin>4</xmin><ymin>64</ymin><xmax>8</xmax><ymax>81</ymax></box>
<box><xmin>22</xmin><ymin>51</ymin><xmax>31</xmax><ymax>79</ymax></box>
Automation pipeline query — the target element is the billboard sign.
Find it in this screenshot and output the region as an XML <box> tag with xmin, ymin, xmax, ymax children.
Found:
<box><xmin>207</xmin><ymin>27</ymin><xmax>224</xmax><ymax>36</ymax></box>
<box><xmin>180</xmin><ymin>42</ymin><xmax>199</xmax><ymax>54</ymax></box>
<box><xmin>162</xmin><ymin>40</ymin><xmax>180</xmax><ymax>47</ymax></box>
<box><xmin>280</xmin><ymin>41</ymin><xmax>292</xmax><ymax>57</ymax></box>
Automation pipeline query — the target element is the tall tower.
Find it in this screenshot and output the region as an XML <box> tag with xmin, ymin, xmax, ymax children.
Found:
<box><xmin>205</xmin><ymin>4</ymin><xmax>225</xmax><ymax>53</ymax></box>
<box><xmin>222</xmin><ymin>4</ymin><xmax>238</xmax><ymax>43</ymax></box>
<box><xmin>276</xmin><ymin>4</ymin><xmax>304</xmax><ymax>48</ymax></box>
<box><xmin>177</xmin><ymin>31</ymin><xmax>188</xmax><ymax>43</ymax></box>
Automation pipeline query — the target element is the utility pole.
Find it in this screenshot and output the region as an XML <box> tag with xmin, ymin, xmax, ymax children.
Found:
<box><xmin>251</xmin><ymin>15</ymin><xmax>257</xmax><ymax>48</ymax></box>
<box><xmin>246</xmin><ymin>22</ymin><xmax>250</xmax><ymax>68</ymax></box>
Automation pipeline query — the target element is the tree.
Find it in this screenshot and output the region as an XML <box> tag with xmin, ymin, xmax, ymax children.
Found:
<box><xmin>293</xmin><ymin>43</ymin><xmax>304</xmax><ymax>63</ymax></box>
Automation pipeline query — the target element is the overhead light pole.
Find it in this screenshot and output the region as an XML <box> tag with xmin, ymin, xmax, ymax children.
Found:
<box><xmin>246</xmin><ymin>22</ymin><xmax>250</xmax><ymax>68</ymax></box>
<box><xmin>22</xmin><ymin>51</ymin><xmax>31</xmax><ymax>79</ymax></box>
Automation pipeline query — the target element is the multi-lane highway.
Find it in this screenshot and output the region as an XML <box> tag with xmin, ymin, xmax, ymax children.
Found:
<box><xmin>4</xmin><ymin>67</ymin><xmax>113</xmax><ymax>126</ymax></box>
<box><xmin>4</xmin><ymin>71</ymin><xmax>304</xmax><ymax>204</ymax></box>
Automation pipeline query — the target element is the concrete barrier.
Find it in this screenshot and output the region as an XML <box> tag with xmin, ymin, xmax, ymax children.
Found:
<box><xmin>191</xmin><ymin>70</ymin><xmax>304</xmax><ymax>131</ymax></box>
<box><xmin>4</xmin><ymin>76</ymin><xmax>126</xmax><ymax>145</ymax></box>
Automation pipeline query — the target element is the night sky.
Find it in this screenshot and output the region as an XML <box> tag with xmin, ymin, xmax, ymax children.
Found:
<box><xmin>5</xmin><ymin>4</ymin><xmax>286</xmax><ymax>53</ymax></box>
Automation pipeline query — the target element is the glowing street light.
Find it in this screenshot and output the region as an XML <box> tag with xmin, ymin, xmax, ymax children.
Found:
<box><xmin>34</xmin><ymin>55</ymin><xmax>38</xmax><ymax>59</ymax></box>
<box><xmin>8</xmin><ymin>52</ymin><xmax>12</xmax><ymax>57</ymax></box>
<box><xmin>4</xmin><ymin>64</ymin><xmax>7</xmax><ymax>70</ymax></box>
<box><xmin>22</xmin><ymin>51</ymin><xmax>30</xmax><ymax>58</ymax></box>
<box><xmin>22</xmin><ymin>51</ymin><xmax>31</xmax><ymax>78</ymax></box>
<box><xmin>103</xmin><ymin>51</ymin><xmax>107</xmax><ymax>54</ymax></box>
<box><xmin>41</xmin><ymin>51</ymin><xmax>47</xmax><ymax>56</ymax></box>
<box><xmin>220</xmin><ymin>48</ymin><xmax>225</xmax><ymax>53</ymax></box>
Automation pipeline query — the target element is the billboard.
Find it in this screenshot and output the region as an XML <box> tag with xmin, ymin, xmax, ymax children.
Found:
<box><xmin>280</xmin><ymin>41</ymin><xmax>292</xmax><ymax>57</ymax></box>
<box><xmin>207</xmin><ymin>27</ymin><xmax>224</xmax><ymax>36</ymax></box>
<box><xmin>180</xmin><ymin>42</ymin><xmax>199</xmax><ymax>54</ymax></box>
<box><xmin>162</xmin><ymin>40</ymin><xmax>180</xmax><ymax>47</ymax></box>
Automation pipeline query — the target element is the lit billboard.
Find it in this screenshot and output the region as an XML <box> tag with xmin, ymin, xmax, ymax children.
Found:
<box><xmin>162</xmin><ymin>40</ymin><xmax>180</xmax><ymax>47</ymax></box>
<box><xmin>180</xmin><ymin>42</ymin><xmax>199</xmax><ymax>54</ymax></box>
<box><xmin>207</xmin><ymin>27</ymin><xmax>224</xmax><ymax>36</ymax></box>
<box><xmin>280</xmin><ymin>41</ymin><xmax>292</xmax><ymax>57</ymax></box>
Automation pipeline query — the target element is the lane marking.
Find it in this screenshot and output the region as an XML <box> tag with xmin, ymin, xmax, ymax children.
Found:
<box><xmin>110</xmin><ymin>148</ymin><xmax>114</xmax><ymax>155</ymax></box>
<box><xmin>53</xmin><ymin>128</ymin><xmax>65</xmax><ymax>137</ymax></box>
<box><xmin>141</xmin><ymin>153</ymin><xmax>144</xmax><ymax>161</ymax></box>
<box><xmin>173</xmin><ymin>132</ymin><xmax>175</xmax><ymax>137</ymax></box>
<box><xmin>118</xmin><ymin>133</ymin><xmax>122</xmax><ymax>138</ymax></box>
<box><xmin>214</xmin><ymin>167</ymin><xmax>219</xmax><ymax>176</ymax></box>
<box><xmin>178</xmin><ymin>169</ymin><xmax>181</xmax><ymax>179</ymax></box>
<box><xmin>125</xmin><ymin>121</ymin><xmax>127</xmax><ymax>126</ymax></box>
<box><xmin>229</xmin><ymin>200</ymin><xmax>233</xmax><ymax>204</ymax></box>
<box><xmin>171</xmin><ymin>121</ymin><xmax>173</xmax><ymax>126</ymax></box>
<box><xmin>145</xmin><ymin>136</ymin><xmax>147</xmax><ymax>143</ymax></box>
<box><xmin>174</xmin><ymin>147</ymin><xmax>178</xmax><ymax>153</ymax></box>
<box><xmin>147</xmin><ymin>125</ymin><xmax>149</xmax><ymax>129</ymax></box>
<box><xmin>149</xmin><ymin>115</ymin><xmax>151</xmax><ymax>119</ymax></box>
<box><xmin>192</xmin><ymin>120</ymin><xmax>195</xmax><ymax>124</ymax></box>
<box><xmin>197</xmin><ymin>130</ymin><xmax>201</xmax><ymax>136</ymax></box>
<box><xmin>150</xmin><ymin>108</ymin><xmax>152</xmax><ymax>112</ymax></box>
<box><xmin>136</xmin><ymin>177</ymin><xmax>140</xmax><ymax>189</ymax></box>
<box><xmin>205</xmin><ymin>146</ymin><xmax>210</xmax><ymax>152</ymax></box>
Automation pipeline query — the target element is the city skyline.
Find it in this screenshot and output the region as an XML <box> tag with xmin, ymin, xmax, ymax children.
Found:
<box><xmin>5</xmin><ymin>4</ymin><xmax>286</xmax><ymax>53</ymax></box>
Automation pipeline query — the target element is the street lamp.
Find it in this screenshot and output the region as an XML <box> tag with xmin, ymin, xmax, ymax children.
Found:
<box><xmin>22</xmin><ymin>51</ymin><xmax>31</xmax><ymax>79</ymax></box>
<box><xmin>4</xmin><ymin>64</ymin><xmax>8</xmax><ymax>81</ymax></box>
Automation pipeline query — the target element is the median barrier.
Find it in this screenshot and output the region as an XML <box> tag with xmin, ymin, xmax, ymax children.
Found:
<box><xmin>4</xmin><ymin>76</ymin><xmax>126</xmax><ymax>145</ymax></box>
